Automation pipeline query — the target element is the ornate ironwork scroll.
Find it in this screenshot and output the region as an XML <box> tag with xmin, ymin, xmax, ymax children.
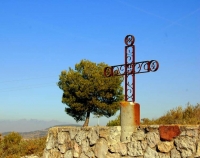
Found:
<box><xmin>104</xmin><ymin>35</ymin><xmax>159</xmax><ymax>102</ymax></box>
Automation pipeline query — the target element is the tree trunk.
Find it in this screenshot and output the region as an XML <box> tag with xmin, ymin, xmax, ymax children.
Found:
<box><xmin>83</xmin><ymin>112</ymin><xmax>90</xmax><ymax>127</ymax></box>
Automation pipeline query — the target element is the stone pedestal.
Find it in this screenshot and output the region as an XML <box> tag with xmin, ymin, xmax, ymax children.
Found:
<box><xmin>120</xmin><ymin>101</ymin><xmax>140</xmax><ymax>142</ymax></box>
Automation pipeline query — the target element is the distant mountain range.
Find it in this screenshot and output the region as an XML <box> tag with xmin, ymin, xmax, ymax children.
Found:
<box><xmin>1</xmin><ymin>124</ymin><xmax>82</xmax><ymax>139</ymax></box>
<box><xmin>0</xmin><ymin>119</ymin><xmax>82</xmax><ymax>133</ymax></box>
<box><xmin>2</xmin><ymin>129</ymin><xmax>48</xmax><ymax>139</ymax></box>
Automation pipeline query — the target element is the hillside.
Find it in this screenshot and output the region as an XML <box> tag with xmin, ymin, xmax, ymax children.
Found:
<box><xmin>1</xmin><ymin>124</ymin><xmax>82</xmax><ymax>139</ymax></box>
<box><xmin>0</xmin><ymin>119</ymin><xmax>69</xmax><ymax>133</ymax></box>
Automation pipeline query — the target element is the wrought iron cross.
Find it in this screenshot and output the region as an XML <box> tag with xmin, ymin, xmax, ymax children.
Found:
<box><xmin>104</xmin><ymin>35</ymin><xmax>159</xmax><ymax>102</ymax></box>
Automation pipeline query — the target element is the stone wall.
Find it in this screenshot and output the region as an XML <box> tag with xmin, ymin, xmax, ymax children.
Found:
<box><xmin>43</xmin><ymin>125</ymin><xmax>200</xmax><ymax>158</ymax></box>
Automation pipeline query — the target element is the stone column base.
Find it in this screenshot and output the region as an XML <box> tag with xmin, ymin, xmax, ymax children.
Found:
<box><xmin>120</xmin><ymin>101</ymin><xmax>140</xmax><ymax>142</ymax></box>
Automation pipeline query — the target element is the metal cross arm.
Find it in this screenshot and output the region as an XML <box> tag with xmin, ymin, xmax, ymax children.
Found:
<box><xmin>104</xmin><ymin>60</ymin><xmax>159</xmax><ymax>76</ymax></box>
<box><xmin>104</xmin><ymin>35</ymin><xmax>159</xmax><ymax>102</ymax></box>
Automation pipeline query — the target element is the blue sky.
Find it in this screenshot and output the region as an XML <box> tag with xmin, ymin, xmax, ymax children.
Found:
<box><xmin>0</xmin><ymin>0</ymin><xmax>199</xmax><ymax>126</ymax></box>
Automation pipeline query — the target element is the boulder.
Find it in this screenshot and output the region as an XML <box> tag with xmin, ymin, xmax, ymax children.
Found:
<box><xmin>159</xmin><ymin>126</ymin><xmax>180</xmax><ymax>141</ymax></box>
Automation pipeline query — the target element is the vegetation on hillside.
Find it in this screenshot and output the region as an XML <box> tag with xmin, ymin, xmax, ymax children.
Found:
<box><xmin>1</xmin><ymin>103</ymin><xmax>199</xmax><ymax>157</ymax></box>
<box><xmin>107</xmin><ymin>115</ymin><xmax>120</xmax><ymax>126</ymax></box>
<box><xmin>58</xmin><ymin>59</ymin><xmax>124</xmax><ymax>126</ymax></box>
<box><xmin>107</xmin><ymin>103</ymin><xmax>200</xmax><ymax>126</ymax></box>
<box><xmin>0</xmin><ymin>133</ymin><xmax>2</xmax><ymax>156</ymax></box>
<box><xmin>0</xmin><ymin>132</ymin><xmax>46</xmax><ymax>158</ymax></box>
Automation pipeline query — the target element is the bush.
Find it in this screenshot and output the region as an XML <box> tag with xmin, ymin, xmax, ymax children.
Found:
<box><xmin>107</xmin><ymin>115</ymin><xmax>120</xmax><ymax>126</ymax></box>
<box><xmin>2</xmin><ymin>132</ymin><xmax>22</xmax><ymax>157</ymax></box>
<box><xmin>0</xmin><ymin>132</ymin><xmax>46</xmax><ymax>158</ymax></box>
<box><xmin>0</xmin><ymin>133</ymin><xmax>3</xmax><ymax>156</ymax></box>
<box><xmin>20</xmin><ymin>137</ymin><xmax>46</xmax><ymax>156</ymax></box>
<box><xmin>106</xmin><ymin>103</ymin><xmax>200</xmax><ymax>126</ymax></box>
<box><xmin>154</xmin><ymin>103</ymin><xmax>200</xmax><ymax>124</ymax></box>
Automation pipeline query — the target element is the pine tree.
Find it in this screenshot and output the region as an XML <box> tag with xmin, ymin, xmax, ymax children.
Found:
<box><xmin>58</xmin><ymin>60</ymin><xmax>123</xmax><ymax>126</ymax></box>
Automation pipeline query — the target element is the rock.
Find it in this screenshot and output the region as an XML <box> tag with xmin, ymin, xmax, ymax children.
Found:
<box><xmin>170</xmin><ymin>148</ymin><xmax>181</xmax><ymax>158</ymax></box>
<box><xmin>108</xmin><ymin>142</ymin><xmax>127</xmax><ymax>156</ymax></box>
<box><xmin>146</xmin><ymin>132</ymin><xmax>160</xmax><ymax>148</ymax></box>
<box><xmin>99</xmin><ymin>129</ymin><xmax>109</xmax><ymax>140</ymax></box>
<box><xmin>199</xmin><ymin>128</ymin><xmax>200</xmax><ymax>140</ymax></box>
<box><xmin>195</xmin><ymin>141</ymin><xmax>200</xmax><ymax>157</ymax></box>
<box><xmin>99</xmin><ymin>128</ymin><xmax>109</xmax><ymax>140</ymax></box>
<box><xmin>43</xmin><ymin>126</ymin><xmax>200</xmax><ymax>157</ymax></box>
<box><xmin>180</xmin><ymin>126</ymin><xmax>199</xmax><ymax>138</ymax></box>
<box><xmin>157</xmin><ymin>141</ymin><xmax>174</xmax><ymax>153</ymax></box>
<box><xmin>85</xmin><ymin>150</ymin><xmax>95</xmax><ymax>158</ymax></box>
<box><xmin>65</xmin><ymin>140</ymin><xmax>75</xmax><ymax>150</ymax></box>
<box><xmin>131</xmin><ymin>130</ymin><xmax>146</xmax><ymax>141</ymax></box>
<box><xmin>184</xmin><ymin>125</ymin><xmax>199</xmax><ymax>130</ymax></box>
<box><xmin>175</xmin><ymin>136</ymin><xmax>196</xmax><ymax>157</ymax></box>
<box><xmin>145</xmin><ymin>125</ymin><xmax>159</xmax><ymax>132</ymax></box>
<box><xmin>88</xmin><ymin>128</ymin><xmax>99</xmax><ymax>145</ymax></box>
<box><xmin>119</xmin><ymin>143</ymin><xmax>127</xmax><ymax>156</ymax></box>
<box><xmin>149</xmin><ymin>125</ymin><xmax>160</xmax><ymax>128</ymax></box>
<box><xmin>73</xmin><ymin>142</ymin><xmax>81</xmax><ymax>157</ymax></box>
<box><xmin>57</xmin><ymin>132</ymin><xmax>71</xmax><ymax>153</ymax></box>
<box><xmin>159</xmin><ymin>125</ymin><xmax>180</xmax><ymax>141</ymax></box>
<box><xmin>48</xmin><ymin>148</ymin><xmax>61</xmax><ymax>158</ymax></box>
<box><xmin>106</xmin><ymin>152</ymin><xmax>121</xmax><ymax>158</ymax></box>
<box><xmin>43</xmin><ymin>150</ymin><xmax>50</xmax><ymax>158</ymax></box>
<box><xmin>64</xmin><ymin>150</ymin><xmax>73</xmax><ymax>158</ymax></box>
<box><xmin>58</xmin><ymin>144</ymin><xmax>67</xmax><ymax>154</ymax></box>
<box><xmin>57</xmin><ymin>132</ymin><xmax>65</xmax><ymax>145</ymax></box>
<box><xmin>127</xmin><ymin>140</ymin><xmax>143</xmax><ymax>157</ymax></box>
<box><xmin>46</xmin><ymin>133</ymin><xmax>57</xmax><ymax>150</ymax></box>
<box><xmin>108</xmin><ymin>126</ymin><xmax>121</xmax><ymax>145</ymax></box>
<box><xmin>69</xmin><ymin>128</ymin><xmax>80</xmax><ymax>139</ymax></box>
<box><xmin>158</xmin><ymin>152</ymin><xmax>170</xmax><ymax>158</ymax></box>
<box><xmin>94</xmin><ymin>138</ymin><xmax>108</xmax><ymax>158</ymax></box>
<box><xmin>20</xmin><ymin>155</ymin><xmax>39</xmax><ymax>158</ymax></box>
<box><xmin>186</xmin><ymin>129</ymin><xmax>198</xmax><ymax>137</ymax></box>
<box><xmin>81</xmin><ymin>138</ymin><xmax>89</xmax><ymax>153</ymax></box>
<box><xmin>73</xmin><ymin>151</ymin><xmax>79</xmax><ymax>158</ymax></box>
<box><xmin>141</xmin><ymin>140</ymin><xmax>147</xmax><ymax>150</ymax></box>
<box><xmin>144</xmin><ymin>146</ymin><xmax>159</xmax><ymax>158</ymax></box>
<box><xmin>75</xmin><ymin>130</ymin><xmax>87</xmax><ymax>145</ymax></box>
<box><xmin>80</xmin><ymin>153</ymin><xmax>88</xmax><ymax>158</ymax></box>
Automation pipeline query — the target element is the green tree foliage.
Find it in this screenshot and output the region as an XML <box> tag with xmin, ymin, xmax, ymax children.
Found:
<box><xmin>58</xmin><ymin>60</ymin><xmax>124</xmax><ymax>126</ymax></box>
<box><xmin>107</xmin><ymin>103</ymin><xmax>200</xmax><ymax>126</ymax></box>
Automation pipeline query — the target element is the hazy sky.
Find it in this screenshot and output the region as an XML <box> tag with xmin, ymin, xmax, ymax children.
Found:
<box><xmin>0</xmin><ymin>0</ymin><xmax>199</xmax><ymax>126</ymax></box>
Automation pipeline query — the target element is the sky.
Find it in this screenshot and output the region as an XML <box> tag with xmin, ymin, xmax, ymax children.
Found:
<box><xmin>0</xmin><ymin>0</ymin><xmax>200</xmax><ymax>128</ymax></box>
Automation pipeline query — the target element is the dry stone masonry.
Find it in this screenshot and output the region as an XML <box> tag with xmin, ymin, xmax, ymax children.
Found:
<box><xmin>43</xmin><ymin>125</ymin><xmax>200</xmax><ymax>158</ymax></box>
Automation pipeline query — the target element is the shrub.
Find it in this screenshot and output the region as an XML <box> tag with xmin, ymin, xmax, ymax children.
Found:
<box><xmin>106</xmin><ymin>103</ymin><xmax>200</xmax><ymax>126</ymax></box>
<box><xmin>0</xmin><ymin>133</ymin><xmax>3</xmax><ymax>156</ymax></box>
<box><xmin>2</xmin><ymin>132</ymin><xmax>22</xmax><ymax>157</ymax></box>
<box><xmin>107</xmin><ymin>115</ymin><xmax>120</xmax><ymax>126</ymax></box>
<box><xmin>154</xmin><ymin>103</ymin><xmax>200</xmax><ymax>124</ymax></box>
<box><xmin>20</xmin><ymin>137</ymin><xmax>46</xmax><ymax>156</ymax></box>
<box><xmin>0</xmin><ymin>132</ymin><xmax>46</xmax><ymax>158</ymax></box>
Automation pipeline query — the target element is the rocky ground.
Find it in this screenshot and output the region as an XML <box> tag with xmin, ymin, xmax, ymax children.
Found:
<box><xmin>21</xmin><ymin>155</ymin><xmax>40</xmax><ymax>158</ymax></box>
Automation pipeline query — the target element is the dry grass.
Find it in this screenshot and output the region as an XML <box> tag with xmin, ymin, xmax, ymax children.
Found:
<box><xmin>0</xmin><ymin>132</ymin><xmax>46</xmax><ymax>158</ymax></box>
<box><xmin>107</xmin><ymin>103</ymin><xmax>200</xmax><ymax>126</ymax></box>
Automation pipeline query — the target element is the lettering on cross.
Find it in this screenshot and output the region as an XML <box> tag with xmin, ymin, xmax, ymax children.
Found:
<box><xmin>104</xmin><ymin>35</ymin><xmax>159</xmax><ymax>102</ymax></box>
